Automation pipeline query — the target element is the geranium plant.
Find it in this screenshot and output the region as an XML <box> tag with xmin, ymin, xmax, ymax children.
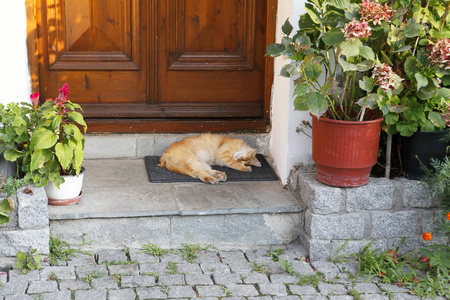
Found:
<box><xmin>266</xmin><ymin>0</ymin><xmax>450</xmax><ymax>131</ymax></box>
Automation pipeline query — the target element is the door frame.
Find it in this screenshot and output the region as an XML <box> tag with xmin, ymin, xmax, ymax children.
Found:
<box><xmin>26</xmin><ymin>0</ymin><xmax>277</xmax><ymax>133</ymax></box>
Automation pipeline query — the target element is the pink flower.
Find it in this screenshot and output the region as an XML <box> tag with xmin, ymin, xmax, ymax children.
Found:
<box><xmin>1</xmin><ymin>272</ymin><xmax>6</xmax><ymax>275</ymax></box>
<box><xmin>428</xmin><ymin>38</ymin><xmax>450</xmax><ymax>70</ymax></box>
<box><xmin>342</xmin><ymin>19</ymin><xmax>372</xmax><ymax>39</ymax></box>
<box><xmin>58</xmin><ymin>83</ymin><xmax>70</xmax><ymax>97</ymax></box>
<box><xmin>30</xmin><ymin>92</ymin><xmax>40</xmax><ymax>107</ymax></box>
<box><xmin>372</xmin><ymin>63</ymin><xmax>397</xmax><ymax>92</ymax></box>
<box><xmin>359</xmin><ymin>0</ymin><xmax>395</xmax><ymax>26</ymax></box>
<box><xmin>54</xmin><ymin>83</ymin><xmax>70</xmax><ymax>111</ymax></box>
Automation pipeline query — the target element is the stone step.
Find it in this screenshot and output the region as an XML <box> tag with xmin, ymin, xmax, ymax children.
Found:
<box><xmin>84</xmin><ymin>134</ymin><xmax>270</xmax><ymax>159</ymax></box>
<box><xmin>48</xmin><ymin>159</ymin><xmax>304</xmax><ymax>250</ymax></box>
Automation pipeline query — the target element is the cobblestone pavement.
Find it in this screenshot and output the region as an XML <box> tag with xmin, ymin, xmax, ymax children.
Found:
<box><xmin>0</xmin><ymin>244</ymin><xmax>445</xmax><ymax>300</ymax></box>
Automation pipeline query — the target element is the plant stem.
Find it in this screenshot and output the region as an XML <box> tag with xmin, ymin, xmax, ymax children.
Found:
<box><xmin>385</xmin><ymin>134</ymin><xmax>392</xmax><ymax>178</ymax></box>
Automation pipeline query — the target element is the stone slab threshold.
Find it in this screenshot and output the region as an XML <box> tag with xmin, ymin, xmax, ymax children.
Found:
<box><xmin>47</xmin><ymin>159</ymin><xmax>304</xmax><ymax>250</ymax></box>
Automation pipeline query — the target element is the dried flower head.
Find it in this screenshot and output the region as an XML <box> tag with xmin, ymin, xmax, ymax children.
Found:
<box><xmin>342</xmin><ymin>19</ymin><xmax>372</xmax><ymax>39</ymax></box>
<box><xmin>359</xmin><ymin>0</ymin><xmax>395</xmax><ymax>26</ymax></box>
<box><xmin>372</xmin><ymin>63</ymin><xmax>398</xmax><ymax>92</ymax></box>
<box><xmin>428</xmin><ymin>38</ymin><xmax>450</xmax><ymax>70</ymax></box>
<box><xmin>422</xmin><ymin>232</ymin><xmax>432</xmax><ymax>241</ymax></box>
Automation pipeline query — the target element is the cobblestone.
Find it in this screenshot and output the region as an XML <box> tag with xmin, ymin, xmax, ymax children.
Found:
<box><xmin>0</xmin><ymin>245</ymin><xmax>433</xmax><ymax>299</ymax></box>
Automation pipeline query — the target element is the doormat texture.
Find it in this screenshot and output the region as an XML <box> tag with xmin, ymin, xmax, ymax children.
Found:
<box><xmin>144</xmin><ymin>154</ymin><xmax>279</xmax><ymax>183</ymax></box>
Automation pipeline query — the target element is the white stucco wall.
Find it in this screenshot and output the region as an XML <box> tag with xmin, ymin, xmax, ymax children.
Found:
<box><xmin>0</xmin><ymin>0</ymin><xmax>31</xmax><ymax>105</ymax></box>
<box><xmin>270</xmin><ymin>0</ymin><xmax>313</xmax><ymax>185</ymax></box>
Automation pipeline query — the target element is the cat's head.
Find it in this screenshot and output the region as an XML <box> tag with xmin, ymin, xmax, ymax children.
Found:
<box><xmin>233</xmin><ymin>147</ymin><xmax>261</xmax><ymax>167</ymax></box>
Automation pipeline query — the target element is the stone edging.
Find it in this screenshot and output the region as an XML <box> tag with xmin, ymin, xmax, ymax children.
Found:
<box><xmin>290</xmin><ymin>170</ymin><xmax>448</xmax><ymax>260</ymax></box>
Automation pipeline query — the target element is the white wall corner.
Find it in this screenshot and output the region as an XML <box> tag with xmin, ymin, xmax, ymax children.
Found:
<box><xmin>270</xmin><ymin>0</ymin><xmax>313</xmax><ymax>185</ymax></box>
<box><xmin>0</xmin><ymin>0</ymin><xmax>31</xmax><ymax>105</ymax></box>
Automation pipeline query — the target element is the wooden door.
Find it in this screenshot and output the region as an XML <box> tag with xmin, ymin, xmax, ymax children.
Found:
<box><xmin>35</xmin><ymin>0</ymin><xmax>275</xmax><ymax>133</ymax></box>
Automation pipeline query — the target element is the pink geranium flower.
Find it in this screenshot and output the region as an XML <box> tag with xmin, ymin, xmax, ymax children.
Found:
<box><xmin>359</xmin><ymin>0</ymin><xmax>395</xmax><ymax>26</ymax></box>
<box><xmin>342</xmin><ymin>19</ymin><xmax>372</xmax><ymax>39</ymax></box>
<box><xmin>372</xmin><ymin>63</ymin><xmax>397</xmax><ymax>92</ymax></box>
<box><xmin>428</xmin><ymin>38</ymin><xmax>450</xmax><ymax>70</ymax></box>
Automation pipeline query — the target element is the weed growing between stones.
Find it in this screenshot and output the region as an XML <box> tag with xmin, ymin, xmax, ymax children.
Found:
<box><xmin>251</xmin><ymin>262</ymin><xmax>270</xmax><ymax>274</ymax></box>
<box><xmin>138</xmin><ymin>243</ymin><xmax>177</xmax><ymax>258</ymax></box>
<box><xmin>159</xmin><ymin>284</ymin><xmax>169</xmax><ymax>294</ymax></box>
<box><xmin>220</xmin><ymin>285</ymin><xmax>232</xmax><ymax>296</ymax></box>
<box><xmin>15</xmin><ymin>247</ymin><xmax>42</xmax><ymax>274</ymax></box>
<box><xmin>167</xmin><ymin>261</ymin><xmax>178</xmax><ymax>274</ymax></box>
<box><xmin>353</xmin><ymin>241</ymin><xmax>450</xmax><ymax>299</ymax></box>
<box><xmin>112</xmin><ymin>273</ymin><xmax>121</xmax><ymax>285</ymax></box>
<box><xmin>180</xmin><ymin>243</ymin><xmax>215</xmax><ymax>263</ymax></box>
<box><xmin>297</xmin><ymin>274</ymin><xmax>321</xmax><ymax>288</ymax></box>
<box><xmin>48</xmin><ymin>232</ymin><xmax>77</xmax><ymax>265</ymax></box>
<box><xmin>80</xmin><ymin>269</ymin><xmax>104</xmax><ymax>286</ymax></box>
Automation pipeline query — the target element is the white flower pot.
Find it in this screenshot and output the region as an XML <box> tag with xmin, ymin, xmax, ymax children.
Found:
<box><xmin>45</xmin><ymin>168</ymin><xmax>85</xmax><ymax>205</ymax></box>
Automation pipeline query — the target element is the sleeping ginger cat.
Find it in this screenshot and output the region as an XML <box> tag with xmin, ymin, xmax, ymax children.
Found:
<box><xmin>158</xmin><ymin>134</ymin><xmax>261</xmax><ymax>184</ymax></box>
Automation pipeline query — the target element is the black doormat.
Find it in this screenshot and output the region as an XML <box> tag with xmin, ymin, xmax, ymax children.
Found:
<box><xmin>144</xmin><ymin>154</ymin><xmax>279</xmax><ymax>183</ymax></box>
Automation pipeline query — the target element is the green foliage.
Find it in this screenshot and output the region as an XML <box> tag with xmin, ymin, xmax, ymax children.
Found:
<box><xmin>421</xmin><ymin>156</ymin><xmax>450</xmax><ymax>211</ymax></box>
<box><xmin>48</xmin><ymin>232</ymin><xmax>77</xmax><ymax>266</ymax></box>
<box><xmin>251</xmin><ymin>262</ymin><xmax>271</xmax><ymax>274</ymax></box>
<box><xmin>267</xmin><ymin>246</ymin><xmax>284</xmax><ymax>261</ymax></box>
<box><xmin>265</xmin><ymin>0</ymin><xmax>450</xmax><ymax>133</ymax></box>
<box><xmin>138</xmin><ymin>243</ymin><xmax>176</xmax><ymax>257</ymax></box>
<box><xmin>180</xmin><ymin>243</ymin><xmax>214</xmax><ymax>263</ymax></box>
<box><xmin>15</xmin><ymin>247</ymin><xmax>42</xmax><ymax>274</ymax></box>
<box><xmin>298</xmin><ymin>273</ymin><xmax>322</xmax><ymax>288</ymax></box>
<box><xmin>166</xmin><ymin>261</ymin><xmax>178</xmax><ymax>274</ymax></box>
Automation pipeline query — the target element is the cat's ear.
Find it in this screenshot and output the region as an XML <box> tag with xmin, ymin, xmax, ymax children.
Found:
<box><xmin>233</xmin><ymin>150</ymin><xmax>247</xmax><ymax>161</ymax></box>
<box><xmin>250</xmin><ymin>156</ymin><xmax>261</xmax><ymax>167</ymax></box>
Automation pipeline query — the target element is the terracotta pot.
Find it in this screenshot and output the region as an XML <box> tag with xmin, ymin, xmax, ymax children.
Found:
<box><xmin>311</xmin><ymin>114</ymin><xmax>383</xmax><ymax>187</ymax></box>
<box><xmin>45</xmin><ymin>168</ymin><xmax>85</xmax><ymax>205</ymax></box>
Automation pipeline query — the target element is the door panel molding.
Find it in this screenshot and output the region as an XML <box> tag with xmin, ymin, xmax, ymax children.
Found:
<box><xmin>167</xmin><ymin>0</ymin><xmax>256</xmax><ymax>71</ymax></box>
<box><xmin>46</xmin><ymin>0</ymin><xmax>141</xmax><ymax>71</ymax></box>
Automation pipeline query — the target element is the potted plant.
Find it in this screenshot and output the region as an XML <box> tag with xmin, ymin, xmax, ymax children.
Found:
<box><xmin>1</xmin><ymin>84</ymin><xmax>87</xmax><ymax>206</ymax></box>
<box><xmin>23</xmin><ymin>84</ymin><xmax>87</xmax><ymax>205</ymax></box>
<box><xmin>265</xmin><ymin>0</ymin><xmax>402</xmax><ymax>187</ymax></box>
<box><xmin>266</xmin><ymin>0</ymin><xmax>450</xmax><ymax>186</ymax></box>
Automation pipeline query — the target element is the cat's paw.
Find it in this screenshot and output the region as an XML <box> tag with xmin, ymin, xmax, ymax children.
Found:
<box><xmin>201</xmin><ymin>176</ymin><xmax>218</xmax><ymax>184</ymax></box>
<box><xmin>215</xmin><ymin>171</ymin><xmax>227</xmax><ymax>182</ymax></box>
<box><xmin>242</xmin><ymin>166</ymin><xmax>252</xmax><ymax>172</ymax></box>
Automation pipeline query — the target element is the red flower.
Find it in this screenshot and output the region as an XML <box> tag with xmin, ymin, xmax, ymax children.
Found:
<box><xmin>379</xmin><ymin>271</ymin><xmax>386</xmax><ymax>277</ymax></box>
<box><xmin>422</xmin><ymin>256</ymin><xmax>429</xmax><ymax>263</ymax></box>
<box><xmin>447</xmin><ymin>212</ymin><xmax>450</xmax><ymax>221</ymax></box>
<box><xmin>58</xmin><ymin>83</ymin><xmax>70</xmax><ymax>97</ymax></box>
<box><xmin>30</xmin><ymin>92</ymin><xmax>40</xmax><ymax>107</ymax></box>
<box><xmin>422</xmin><ymin>232</ymin><xmax>432</xmax><ymax>241</ymax></box>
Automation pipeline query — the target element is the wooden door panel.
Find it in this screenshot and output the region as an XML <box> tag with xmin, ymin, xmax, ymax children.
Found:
<box><xmin>38</xmin><ymin>0</ymin><xmax>149</xmax><ymax>112</ymax></box>
<box><xmin>158</xmin><ymin>0</ymin><xmax>265</xmax><ymax>115</ymax></box>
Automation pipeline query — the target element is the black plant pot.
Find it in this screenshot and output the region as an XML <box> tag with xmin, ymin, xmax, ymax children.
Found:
<box><xmin>401</xmin><ymin>129</ymin><xmax>449</xmax><ymax>180</ymax></box>
<box><xmin>0</xmin><ymin>150</ymin><xmax>16</xmax><ymax>181</ymax></box>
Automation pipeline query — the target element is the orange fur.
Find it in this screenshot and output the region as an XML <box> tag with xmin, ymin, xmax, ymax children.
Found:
<box><xmin>158</xmin><ymin>134</ymin><xmax>261</xmax><ymax>184</ymax></box>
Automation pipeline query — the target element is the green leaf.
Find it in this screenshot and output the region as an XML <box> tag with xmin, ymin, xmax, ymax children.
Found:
<box><xmin>328</xmin><ymin>0</ymin><xmax>351</xmax><ymax>9</ymax></box>
<box><xmin>417</xmin><ymin>79</ymin><xmax>438</xmax><ymax>100</ymax></box>
<box><xmin>30</xmin><ymin>149</ymin><xmax>44</xmax><ymax>171</ymax></box>
<box><xmin>294</xmin><ymin>95</ymin><xmax>309</xmax><ymax>111</ymax></box>
<box><xmin>67</xmin><ymin>111</ymin><xmax>87</xmax><ymax>132</ymax></box>
<box><xmin>0</xmin><ymin>212</ymin><xmax>10</xmax><ymax>225</ymax></box>
<box><xmin>0</xmin><ymin>198</ymin><xmax>14</xmax><ymax>213</ymax></box>
<box><xmin>428</xmin><ymin>111</ymin><xmax>446</xmax><ymax>129</ymax></box>
<box><xmin>396</xmin><ymin>120</ymin><xmax>418</xmax><ymax>137</ymax></box>
<box><xmin>294</xmin><ymin>83</ymin><xmax>309</xmax><ymax>97</ymax></box>
<box><xmin>338</xmin><ymin>57</ymin><xmax>358</xmax><ymax>71</ymax></box>
<box><xmin>281</xmin><ymin>18</ymin><xmax>293</xmax><ymax>36</ymax></box>
<box><xmin>16</xmin><ymin>251</ymin><xmax>26</xmax><ymax>261</ymax></box>
<box><xmin>303</xmin><ymin>59</ymin><xmax>322</xmax><ymax>81</ymax></box>
<box><xmin>321</xmin><ymin>77</ymin><xmax>338</xmax><ymax>95</ymax></box>
<box><xmin>340</xmin><ymin>38</ymin><xmax>362</xmax><ymax>57</ymax></box>
<box><xmin>401</xmin><ymin>21</ymin><xmax>423</xmax><ymax>38</ymax></box>
<box><xmin>404</xmin><ymin>102</ymin><xmax>426</xmax><ymax>123</ymax></box>
<box><xmin>359</xmin><ymin>46</ymin><xmax>375</xmax><ymax>61</ymax></box>
<box><xmin>266</xmin><ymin>43</ymin><xmax>285</xmax><ymax>57</ymax></box>
<box><xmin>404</xmin><ymin>57</ymin><xmax>420</xmax><ymax>78</ymax></box>
<box><xmin>322</xmin><ymin>29</ymin><xmax>345</xmax><ymax>45</ymax></box>
<box><xmin>30</xmin><ymin>129</ymin><xmax>58</xmax><ymax>150</ymax></box>
<box><xmin>305</xmin><ymin>3</ymin><xmax>321</xmax><ymax>24</ymax></box>
<box><xmin>55</xmin><ymin>142</ymin><xmax>73</xmax><ymax>171</ymax></box>
<box><xmin>414</xmin><ymin>73</ymin><xmax>428</xmax><ymax>90</ymax></box>
<box><xmin>385</xmin><ymin>112</ymin><xmax>399</xmax><ymax>125</ymax></box>
<box><xmin>392</xmin><ymin>45</ymin><xmax>412</xmax><ymax>53</ymax></box>
<box><xmin>359</xmin><ymin>76</ymin><xmax>374</xmax><ymax>93</ymax></box>
<box><xmin>306</xmin><ymin>92</ymin><xmax>329</xmax><ymax>116</ymax></box>
<box><xmin>3</xmin><ymin>148</ymin><xmax>24</xmax><ymax>162</ymax></box>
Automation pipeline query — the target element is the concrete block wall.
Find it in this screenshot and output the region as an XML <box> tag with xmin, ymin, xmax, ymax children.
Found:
<box><xmin>290</xmin><ymin>170</ymin><xmax>448</xmax><ymax>261</ymax></box>
<box><xmin>0</xmin><ymin>187</ymin><xmax>49</xmax><ymax>257</ymax></box>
